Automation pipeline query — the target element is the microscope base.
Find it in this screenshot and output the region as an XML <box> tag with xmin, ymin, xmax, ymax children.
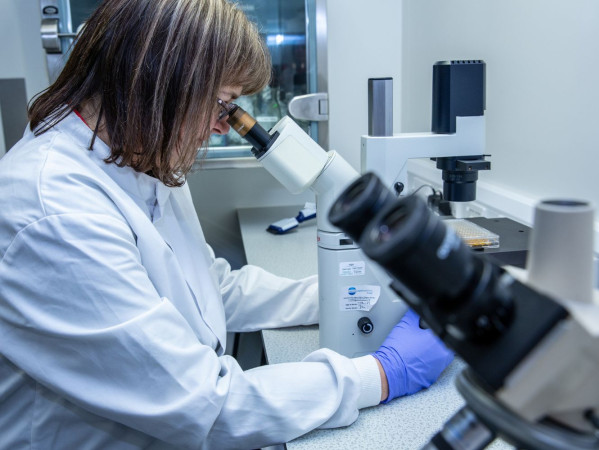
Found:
<box><xmin>317</xmin><ymin>239</ymin><xmax>407</xmax><ymax>358</ymax></box>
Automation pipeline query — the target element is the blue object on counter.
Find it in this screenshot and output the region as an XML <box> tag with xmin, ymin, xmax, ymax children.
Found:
<box><xmin>267</xmin><ymin>217</ymin><xmax>299</xmax><ymax>234</ymax></box>
<box><xmin>296</xmin><ymin>203</ymin><xmax>316</xmax><ymax>223</ymax></box>
<box><xmin>267</xmin><ymin>202</ymin><xmax>316</xmax><ymax>234</ymax></box>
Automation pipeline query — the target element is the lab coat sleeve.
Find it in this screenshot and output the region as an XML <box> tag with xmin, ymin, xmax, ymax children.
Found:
<box><xmin>209</xmin><ymin>249</ymin><xmax>319</xmax><ymax>332</ymax></box>
<box><xmin>0</xmin><ymin>213</ymin><xmax>379</xmax><ymax>449</ymax></box>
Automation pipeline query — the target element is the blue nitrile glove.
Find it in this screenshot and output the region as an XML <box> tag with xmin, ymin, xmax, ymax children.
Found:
<box><xmin>373</xmin><ymin>309</ymin><xmax>454</xmax><ymax>403</ymax></box>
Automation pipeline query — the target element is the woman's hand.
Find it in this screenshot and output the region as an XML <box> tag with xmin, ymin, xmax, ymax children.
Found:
<box><xmin>373</xmin><ymin>309</ymin><xmax>454</xmax><ymax>403</ymax></box>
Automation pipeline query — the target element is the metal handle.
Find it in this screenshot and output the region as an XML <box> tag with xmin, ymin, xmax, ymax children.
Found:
<box><xmin>41</xmin><ymin>18</ymin><xmax>79</xmax><ymax>54</ymax></box>
<box><xmin>368</xmin><ymin>78</ymin><xmax>393</xmax><ymax>137</ymax></box>
<box><xmin>288</xmin><ymin>93</ymin><xmax>329</xmax><ymax>122</ymax></box>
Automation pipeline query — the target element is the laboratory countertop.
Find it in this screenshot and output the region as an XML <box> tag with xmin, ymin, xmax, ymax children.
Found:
<box><xmin>237</xmin><ymin>205</ymin><xmax>510</xmax><ymax>450</ymax></box>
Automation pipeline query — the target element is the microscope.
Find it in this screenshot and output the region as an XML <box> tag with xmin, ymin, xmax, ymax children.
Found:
<box><xmin>218</xmin><ymin>61</ymin><xmax>494</xmax><ymax>357</ymax></box>
<box><xmin>219</xmin><ymin>60</ymin><xmax>494</xmax><ymax>358</ymax></box>
<box><xmin>362</xmin><ymin>60</ymin><xmax>490</xmax><ymax>217</ymax></box>
<box><xmin>218</xmin><ymin>99</ymin><xmax>407</xmax><ymax>358</ymax></box>
<box><xmin>329</xmin><ymin>172</ymin><xmax>599</xmax><ymax>450</ymax></box>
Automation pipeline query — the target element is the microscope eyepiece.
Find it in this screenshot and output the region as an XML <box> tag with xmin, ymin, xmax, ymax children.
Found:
<box><xmin>331</xmin><ymin>172</ymin><xmax>515</xmax><ymax>343</ymax></box>
<box><xmin>217</xmin><ymin>98</ymin><xmax>238</xmax><ymax>120</ymax></box>
<box><xmin>362</xmin><ymin>194</ymin><xmax>479</xmax><ymax>305</ymax></box>
<box><xmin>217</xmin><ymin>99</ymin><xmax>279</xmax><ymax>157</ymax></box>
<box><xmin>328</xmin><ymin>172</ymin><xmax>396</xmax><ymax>243</ymax></box>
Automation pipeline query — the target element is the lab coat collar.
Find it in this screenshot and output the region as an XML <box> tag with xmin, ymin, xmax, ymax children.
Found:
<box><xmin>56</xmin><ymin>111</ymin><xmax>173</xmax><ymax>221</ymax></box>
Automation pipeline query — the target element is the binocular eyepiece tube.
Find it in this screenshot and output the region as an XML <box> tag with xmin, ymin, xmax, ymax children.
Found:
<box><xmin>328</xmin><ymin>172</ymin><xmax>515</xmax><ymax>343</ymax></box>
<box><xmin>328</xmin><ymin>172</ymin><xmax>397</xmax><ymax>243</ymax></box>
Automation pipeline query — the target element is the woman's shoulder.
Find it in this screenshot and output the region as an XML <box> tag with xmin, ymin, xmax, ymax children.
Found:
<box><xmin>0</xmin><ymin>124</ymin><xmax>130</xmax><ymax>232</ymax></box>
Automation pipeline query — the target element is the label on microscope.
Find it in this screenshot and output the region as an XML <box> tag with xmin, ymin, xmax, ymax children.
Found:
<box><xmin>340</xmin><ymin>285</ymin><xmax>381</xmax><ymax>311</ymax></box>
<box><xmin>339</xmin><ymin>261</ymin><xmax>366</xmax><ymax>276</ymax></box>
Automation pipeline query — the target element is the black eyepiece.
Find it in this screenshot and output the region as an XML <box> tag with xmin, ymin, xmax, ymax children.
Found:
<box><xmin>328</xmin><ymin>172</ymin><xmax>396</xmax><ymax>242</ymax></box>
<box><xmin>330</xmin><ymin>172</ymin><xmax>515</xmax><ymax>343</ymax></box>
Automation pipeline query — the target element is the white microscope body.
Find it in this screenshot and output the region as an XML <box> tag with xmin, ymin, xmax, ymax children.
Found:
<box><xmin>361</xmin><ymin>114</ymin><xmax>485</xmax><ymax>196</ymax></box>
<box><xmin>256</xmin><ymin>116</ymin><xmax>407</xmax><ymax>357</ymax></box>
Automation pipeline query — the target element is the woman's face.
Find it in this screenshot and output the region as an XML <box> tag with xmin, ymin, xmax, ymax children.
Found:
<box><xmin>210</xmin><ymin>85</ymin><xmax>242</xmax><ymax>136</ymax></box>
<box><xmin>169</xmin><ymin>86</ymin><xmax>243</xmax><ymax>169</ymax></box>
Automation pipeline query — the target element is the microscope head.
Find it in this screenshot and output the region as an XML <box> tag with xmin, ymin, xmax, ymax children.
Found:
<box><xmin>431</xmin><ymin>60</ymin><xmax>485</xmax><ymax>134</ymax></box>
<box><xmin>431</xmin><ymin>60</ymin><xmax>490</xmax><ymax>202</ymax></box>
<box><xmin>362</xmin><ymin>61</ymin><xmax>490</xmax><ymax>206</ymax></box>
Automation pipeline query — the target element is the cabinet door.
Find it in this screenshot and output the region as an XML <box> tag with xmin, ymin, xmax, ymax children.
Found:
<box><xmin>40</xmin><ymin>0</ymin><xmax>101</xmax><ymax>82</ymax></box>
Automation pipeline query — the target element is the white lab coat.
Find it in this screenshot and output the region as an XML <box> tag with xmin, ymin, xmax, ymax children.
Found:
<box><xmin>0</xmin><ymin>112</ymin><xmax>381</xmax><ymax>450</ymax></box>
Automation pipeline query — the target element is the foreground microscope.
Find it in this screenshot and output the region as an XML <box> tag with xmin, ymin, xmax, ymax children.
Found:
<box><xmin>328</xmin><ymin>171</ymin><xmax>599</xmax><ymax>450</ymax></box>
<box><xmin>219</xmin><ymin>60</ymin><xmax>599</xmax><ymax>447</ymax></box>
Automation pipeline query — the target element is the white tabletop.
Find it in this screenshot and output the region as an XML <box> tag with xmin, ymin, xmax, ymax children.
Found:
<box><xmin>237</xmin><ymin>206</ymin><xmax>510</xmax><ymax>449</ymax></box>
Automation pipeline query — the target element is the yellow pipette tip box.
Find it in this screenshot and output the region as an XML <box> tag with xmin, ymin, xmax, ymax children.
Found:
<box><xmin>444</xmin><ymin>219</ymin><xmax>500</xmax><ymax>249</ymax></box>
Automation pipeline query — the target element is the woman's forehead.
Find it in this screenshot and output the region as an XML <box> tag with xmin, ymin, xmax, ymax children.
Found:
<box><xmin>219</xmin><ymin>86</ymin><xmax>242</xmax><ymax>101</ymax></box>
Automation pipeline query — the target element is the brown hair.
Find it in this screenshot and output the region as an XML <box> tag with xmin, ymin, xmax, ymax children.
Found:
<box><xmin>28</xmin><ymin>0</ymin><xmax>271</xmax><ymax>187</ymax></box>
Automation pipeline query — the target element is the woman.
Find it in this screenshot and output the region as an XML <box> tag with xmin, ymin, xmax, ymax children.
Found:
<box><xmin>0</xmin><ymin>0</ymin><xmax>452</xmax><ymax>448</ymax></box>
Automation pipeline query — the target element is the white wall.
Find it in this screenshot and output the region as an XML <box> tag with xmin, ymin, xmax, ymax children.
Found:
<box><xmin>401</xmin><ymin>0</ymin><xmax>599</xmax><ymax>230</ymax></box>
<box><xmin>0</xmin><ymin>0</ymin><xmax>49</xmax><ymax>99</ymax></box>
<box><xmin>326</xmin><ymin>0</ymin><xmax>403</xmax><ymax>168</ymax></box>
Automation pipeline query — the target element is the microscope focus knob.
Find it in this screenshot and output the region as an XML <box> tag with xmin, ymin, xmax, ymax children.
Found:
<box><xmin>394</xmin><ymin>182</ymin><xmax>405</xmax><ymax>195</ymax></box>
<box><xmin>357</xmin><ymin>317</ymin><xmax>374</xmax><ymax>334</ymax></box>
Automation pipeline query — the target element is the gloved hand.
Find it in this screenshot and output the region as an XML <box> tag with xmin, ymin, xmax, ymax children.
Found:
<box><xmin>373</xmin><ymin>309</ymin><xmax>454</xmax><ymax>403</ymax></box>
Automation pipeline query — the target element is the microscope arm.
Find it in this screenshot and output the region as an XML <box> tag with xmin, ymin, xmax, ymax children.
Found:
<box><xmin>361</xmin><ymin>115</ymin><xmax>485</xmax><ymax>190</ymax></box>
